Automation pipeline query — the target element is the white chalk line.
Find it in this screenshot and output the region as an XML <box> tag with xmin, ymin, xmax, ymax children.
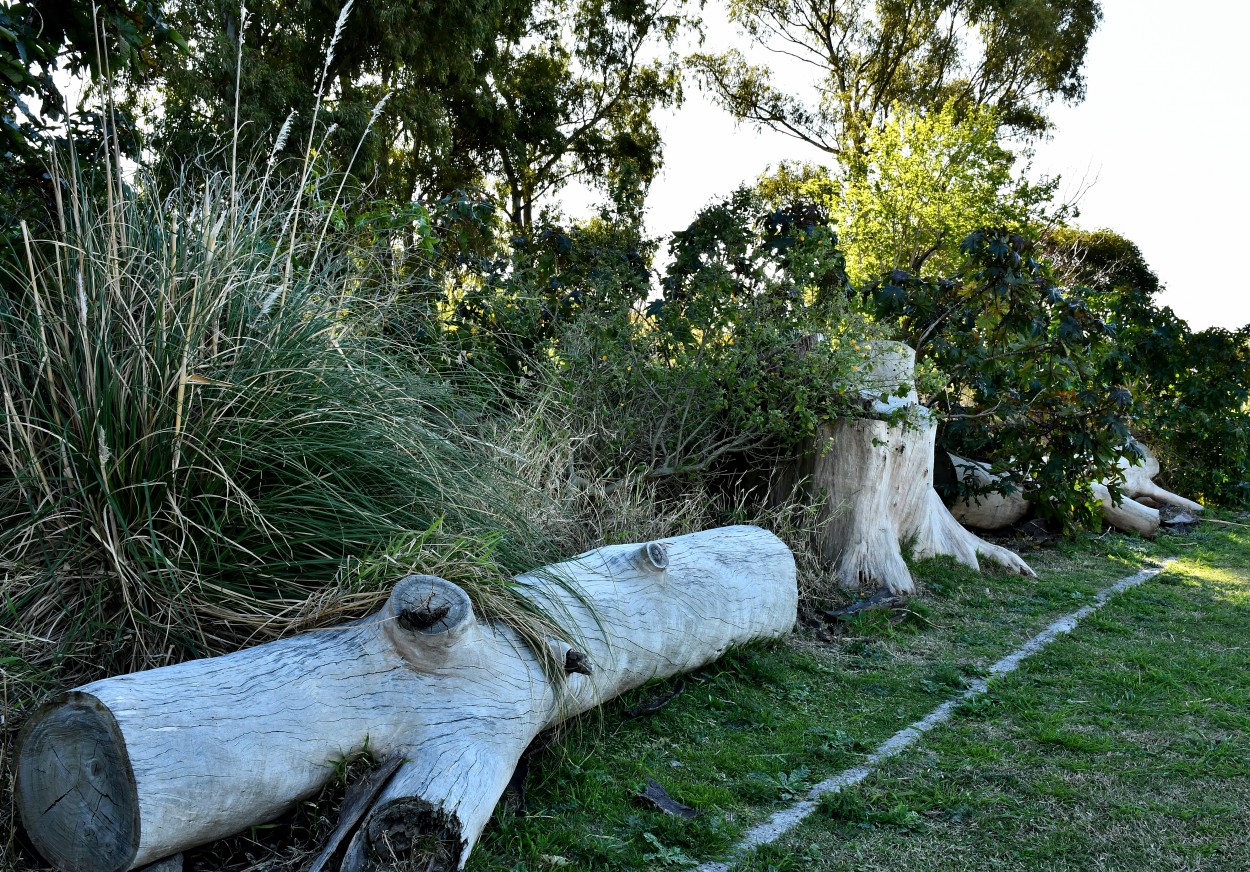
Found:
<box><xmin>696</xmin><ymin>560</ymin><xmax>1175</xmax><ymax>872</ymax></box>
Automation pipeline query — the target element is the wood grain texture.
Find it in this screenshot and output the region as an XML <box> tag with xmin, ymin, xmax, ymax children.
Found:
<box><xmin>18</xmin><ymin>526</ymin><xmax>796</xmax><ymax>872</ymax></box>
<box><xmin>793</xmin><ymin>342</ymin><xmax>1033</xmax><ymax>595</ymax></box>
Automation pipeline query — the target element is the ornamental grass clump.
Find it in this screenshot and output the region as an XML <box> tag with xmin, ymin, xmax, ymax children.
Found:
<box><xmin>0</xmin><ymin>156</ymin><xmax>558</xmax><ymax>672</ymax></box>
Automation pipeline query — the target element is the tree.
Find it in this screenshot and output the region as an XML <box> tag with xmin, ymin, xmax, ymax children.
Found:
<box><xmin>141</xmin><ymin>0</ymin><xmax>685</xmax><ymax>224</ymax></box>
<box><xmin>865</xmin><ymin>227</ymin><xmax>1132</xmax><ymax>530</ymax></box>
<box><xmin>691</xmin><ymin>0</ymin><xmax>1102</xmax><ymax>160</ymax></box>
<box><xmin>451</xmin><ymin>0</ymin><xmax>686</xmax><ymax>227</ymax></box>
<box><xmin>0</xmin><ymin>0</ymin><xmax>184</xmax><ymax>224</ymax></box>
<box><xmin>1042</xmin><ymin>227</ymin><xmax>1250</xmax><ymax>505</ymax></box>
<box><xmin>759</xmin><ymin>102</ymin><xmax>1064</xmax><ymax>283</ymax></box>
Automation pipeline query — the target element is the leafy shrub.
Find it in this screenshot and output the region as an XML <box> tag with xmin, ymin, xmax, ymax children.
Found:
<box><xmin>556</xmin><ymin>189</ymin><xmax>888</xmax><ymax>482</ymax></box>
<box><xmin>1043</xmin><ymin>227</ymin><xmax>1250</xmax><ymax>506</ymax></box>
<box><xmin>865</xmin><ymin>227</ymin><xmax>1132</xmax><ymax>530</ymax></box>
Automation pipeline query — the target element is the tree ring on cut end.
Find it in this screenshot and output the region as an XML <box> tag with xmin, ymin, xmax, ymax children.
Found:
<box><xmin>367</xmin><ymin>797</ymin><xmax>464</xmax><ymax>872</ymax></box>
<box><xmin>639</xmin><ymin>542</ymin><xmax>669</xmax><ymax>571</ymax></box>
<box><xmin>16</xmin><ymin>691</ymin><xmax>140</xmax><ymax>872</ymax></box>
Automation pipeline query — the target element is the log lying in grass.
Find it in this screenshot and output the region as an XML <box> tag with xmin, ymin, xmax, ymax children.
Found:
<box><xmin>793</xmin><ymin>342</ymin><xmax>1034</xmax><ymax>596</ymax></box>
<box><xmin>947</xmin><ymin>454</ymin><xmax>1031</xmax><ymax>530</ymax></box>
<box><xmin>1117</xmin><ymin>441</ymin><xmax>1204</xmax><ymax>514</ymax></box>
<box><xmin>1092</xmin><ymin>481</ymin><xmax>1160</xmax><ymax>538</ymax></box>
<box><xmin>17</xmin><ymin>526</ymin><xmax>797</xmax><ymax>872</ymax></box>
<box><xmin>947</xmin><ymin>440</ymin><xmax>1198</xmax><ymax>538</ymax></box>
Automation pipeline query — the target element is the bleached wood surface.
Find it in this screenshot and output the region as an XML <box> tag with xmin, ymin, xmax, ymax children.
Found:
<box><xmin>1117</xmin><ymin>442</ymin><xmax>1204</xmax><ymax>514</ymax></box>
<box><xmin>947</xmin><ymin>454</ymin><xmax>1031</xmax><ymax>530</ymax></box>
<box><xmin>1092</xmin><ymin>482</ymin><xmax>1160</xmax><ymax>538</ymax></box>
<box><xmin>17</xmin><ymin>526</ymin><xmax>796</xmax><ymax>872</ymax></box>
<box><xmin>944</xmin><ymin>440</ymin><xmax>1197</xmax><ymax>537</ymax></box>
<box><xmin>794</xmin><ymin>342</ymin><xmax>1033</xmax><ymax>595</ymax></box>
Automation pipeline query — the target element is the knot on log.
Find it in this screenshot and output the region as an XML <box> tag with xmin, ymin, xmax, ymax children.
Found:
<box><xmin>637</xmin><ymin>541</ymin><xmax>669</xmax><ymax>572</ymax></box>
<box><xmin>383</xmin><ymin>576</ymin><xmax>475</xmax><ymax>662</ymax></box>
<box><xmin>563</xmin><ymin>648</ymin><xmax>592</xmax><ymax>676</ymax></box>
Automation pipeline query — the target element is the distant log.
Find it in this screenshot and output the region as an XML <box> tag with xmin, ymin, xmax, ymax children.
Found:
<box><xmin>945</xmin><ymin>439</ymin><xmax>1199</xmax><ymax>538</ymax></box>
<box><xmin>17</xmin><ymin>526</ymin><xmax>796</xmax><ymax>872</ymax></box>
<box><xmin>793</xmin><ymin>342</ymin><xmax>1034</xmax><ymax>595</ymax></box>
<box><xmin>1092</xmin><ymin>482</ymin><xmax>1159</xmax><ymax>538</ymax></box>
<box><xmin>1117</xmin><ymin>441</ymin><xmax>1204</xmax><ymax>514</ymax></box>
<box><xmin>947</xmin><ymin>454</ymin><xmax>1030</xmax><ymax>530</ymax></box>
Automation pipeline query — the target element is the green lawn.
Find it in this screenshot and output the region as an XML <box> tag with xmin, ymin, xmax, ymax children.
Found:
<box><xmin>5</xmin><ymin>520</ymin><xmax>1248</xmax><ymax>871</ymax></box>
<box><xmin>457</xmin><ymin>523</ymin><xmax>1248</xmax><ymax>872</ymax></box>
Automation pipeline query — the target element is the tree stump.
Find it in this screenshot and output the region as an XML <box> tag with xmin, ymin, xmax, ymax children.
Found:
<box><xmin>793</xmin><ymin>342</ymin><xmax>1034</xmax><ymax>595</ymax></box>
<box><xmin>17</xmin><ymin>526</ymin><xmax>796</xmax><ymax>872</ymax></box>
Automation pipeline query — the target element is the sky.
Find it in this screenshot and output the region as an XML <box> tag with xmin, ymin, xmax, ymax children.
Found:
<box><xmin>565</xmin><ymin>0</ymin><xmax>1250</xmax><ymax>332</ymax></box>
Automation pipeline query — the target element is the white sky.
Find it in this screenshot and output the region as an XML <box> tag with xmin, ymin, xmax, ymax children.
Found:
<box><xmin>566</xmin><ymin>0</ymin><xmax>1250</xmax><ymax>332</ymax></box>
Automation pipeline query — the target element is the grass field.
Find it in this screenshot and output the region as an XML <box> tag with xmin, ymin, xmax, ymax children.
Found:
<box><xmin>460</xmin><ymin>521</ymin><xmax>1248</xmax><ymax>872</ymax></box>
<box><xmin>4</xmin><ymin>519</ymin><xmax>1248</xmax><ymax>871</ymax></box>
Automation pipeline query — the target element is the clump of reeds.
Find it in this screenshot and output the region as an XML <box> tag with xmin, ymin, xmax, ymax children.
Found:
<box><xmin>0</xmin><ymin>151</ymin><xmax>562</xmax><ymax>672</ymax></box>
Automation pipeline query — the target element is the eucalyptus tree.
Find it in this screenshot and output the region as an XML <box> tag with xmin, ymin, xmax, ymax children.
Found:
<box><xmin>452</xmin><ymin>0</ymin><xmax>686</xmax><ymax>228</ymax></box>
<box><xmin>142</xmin><ymin>0</ymin><xmax>686</xmax><ymax>225</ymax></box>
<box><xmin>691</xmin><ymin>0</ymin><xmax>1102</xmax><ymax>159</ymax></box>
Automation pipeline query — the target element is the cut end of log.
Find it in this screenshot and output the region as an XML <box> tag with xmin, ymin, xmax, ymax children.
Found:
<box><xmin>365</xmin><ymin>797</ymin><xmax>465</xmax><ymax>871</ymax></box>
<box><xmin>16</xmin><ymin>692</ymin><xmax>140</xmax><ymax>872</ymax></box>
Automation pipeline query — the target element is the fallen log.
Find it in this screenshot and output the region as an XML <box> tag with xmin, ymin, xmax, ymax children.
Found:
<box><xmin>17</xmin><ymin>526</ymin><xmax>796</xmax><ymax>872</ymax></box>
<box><xmin>946</xmin><ymin>440</ymin><xmax>1197</xmax><ymax>538</ymax></box>
<box><xmin>793</xmin><ymin>342</ymin><xmax>1034</xmax><ymax>595</ymax></box>
<box><xmin>947</xmin><ymin>454</ymin><xmax>1030</xmax><ymax>530</ymax></box>
<box><xmin>1117</xmin><ymin>441</ymin><xmax>1204</xmax><ymax>514</ymax></box>
<box><xmin>1092</xmin><ymin>481</ymin><xmax>1159</xmax><ymax>538</ymax></box>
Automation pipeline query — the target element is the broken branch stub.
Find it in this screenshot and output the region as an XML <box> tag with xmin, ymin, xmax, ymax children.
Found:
<box><xmin>17</xmin><ymin>526</ymin><xmax>796</xmax><ymax>872</ymax></box>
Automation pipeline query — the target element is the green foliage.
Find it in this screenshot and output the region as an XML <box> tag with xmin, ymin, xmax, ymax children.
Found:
<box><xmin>0</xmin><ymin>0</ymin><xmax>185</xmax><ymax>229</ymax></box>
<box><xmin>0</xmin><ymin>159</ymin><xmax>556</xmax><ymax>669</ymax></box>
<box><xmin>552</xmin><ymin>189</ymin><xmax>887</xmax><ymax>480</ymax></box>
<box><xmin>837</xmin><ymin>103</ymin><xmax>1063</xmax><ymax>282</ymax></box>
<box><xmin>141</xmin><ymin>0</ymin><xmax>687</xmax><ymax>224</ymax></box>
<box><xmin>691</xmin><ymin>0</ymin><xmax>1102</xmax><ymax>158</ymax></box>
<box><xmin>459</xmin><ymin>0</ymin><xmax>688</xmax><ymax>227</ymax></box>
<box><xmin>865</xmin><ymin>227</ymin><xmax>1131</xmax><ymax>530</ymax></box>
<box><xmin>1044</xmin><ymin>227</ymin><xmax>1250</xmax><ymax>505</ymax></box>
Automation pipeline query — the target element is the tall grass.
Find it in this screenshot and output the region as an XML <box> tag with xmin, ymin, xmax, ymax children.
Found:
<box><xmin>0</xmin><ymin>156</ymin><xmax>560</xmax><ymax>670</ymax></box>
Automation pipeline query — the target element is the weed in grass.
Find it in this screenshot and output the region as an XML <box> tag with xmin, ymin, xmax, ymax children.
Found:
<box><xmin>641</xmin><ymin>831</ymin><xmax>695</xmax><ymax>866</ymax></box>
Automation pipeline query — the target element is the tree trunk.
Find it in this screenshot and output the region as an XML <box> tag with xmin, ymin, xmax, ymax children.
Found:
<box><xmin>17</xmin><ymin>526</ymin><xmax>796</xmax><ymax>872</ymax></box>
<box><xmin>793</xmin><ymin>342</ymin><xmax>1034</xmax><ymax>595</ymax></box>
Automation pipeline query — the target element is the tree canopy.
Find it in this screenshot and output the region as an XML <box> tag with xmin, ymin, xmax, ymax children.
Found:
<box><xmin>691</xmin><ymin>0</ymin><xmax>1102</xmax><ymax>158</ymax></box>
<box><xmin>140</xmin><ymin>0</ymin><xmax>686</xmax><ymax>224</ymax></box>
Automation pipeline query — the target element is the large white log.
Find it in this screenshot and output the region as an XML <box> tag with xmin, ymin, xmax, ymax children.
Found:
<box><xmin>1117</xmin><ymin>441</ymin><xmax>1204</xmax><ymax>514</ymax></box>
<box><xmin>17</xmin><ymin>526</ymin><xmax>796</xmax><ymax>872</ymax></box>
<box><xmin>947</xmin><ymin>454</ymin><xmax>1031</xmax><ymax>530</ymax></box>
<box><xmin>793</xmin><ymin>342</ymin><xmax>1033</xmax><ymax>596</ymax></box>
<box><xmin>1092</xmin><ymin>482</ymin><xmax>1160</xmax><ymax>538</ymax></box>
